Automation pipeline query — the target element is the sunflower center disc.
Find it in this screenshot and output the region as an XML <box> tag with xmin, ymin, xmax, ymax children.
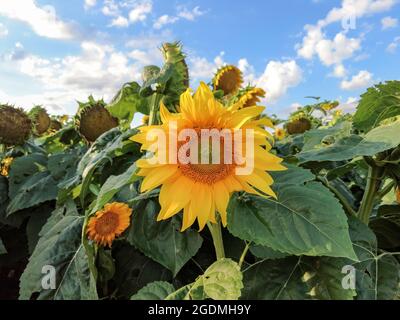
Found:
<box><xmin>94</xmin><ymin>211</ymin><xmax>119</xmax><ymax>236</ymax></box>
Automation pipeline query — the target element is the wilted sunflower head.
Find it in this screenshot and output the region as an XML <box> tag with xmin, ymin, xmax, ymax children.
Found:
<box><xmin>0</xmin><ymin>104</ymin><xmax>32</xmax><ymax>146</ymax></box>
<box><xmin>213</xmin><ymin>65</ymin><xmax>243</xmax><ymax>96</ymax></box>
<box><xmin>275</xmin><ymin>128</ymin><xmax>286</xmax><ymax>141</ymax></box>
<box><xmin>0</xmin><ymin>157</ymin><xmax>13</xmax><ymax>177</ymax></box>
<box><xmin>236</xmin><ymin>87</ymin><xmax>266</xmax><ymax>109</ymax></box>
<box><xmin>49</xmin><ymin>119</ymin><xmax>62</xmax><ymax>132</ymax></box>
<box><xmin>286</xmin><ymin>117</ymin><xmax>312</xmax><ymax>135</ymax></box>
<box><xmin>75</xmin><ymin>96</ymin><xmax>119</xmax><ymax>143</ymax></box>
<box><xmin>29</xmin><ymin>105</ymin><xmax>51</xmax><ymax>135</ymax></box>
<box><xmin>87</xmin><ymin>202</ymin><xmax>132</xmax><ymax>247</ymax></box>
<box><xmin>131</xmin><ymin>82</ymin><xmax>285</xmax><ymax>231</ymax></box>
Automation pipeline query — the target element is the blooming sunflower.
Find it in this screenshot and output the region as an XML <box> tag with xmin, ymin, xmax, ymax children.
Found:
<box><xmin>87</xmin><ymin>202</ymin><xmax>132</xmax><ymax>247</ymax></box>
<box><xmin>238</xmin><ymin>87</ymin><xmax>266</xmax><ymax>109</ymax></box>
<box><xmin>213</xmin><ymin>65</ymin><xmax>243</xmax><ymax>96</ymax></box>
<box><xmin>0</xmin><ymin>157</ymin><xmax>13</xmax><ymax>177</ymax></box>
<box><xmin>131</xmin><ymin>82</ymin><xmax>286</xmax><ymax>231</ymax></box>
<box><xmin>275</xmin><ymin>128</ymin><xmax>286</xmax><ymax>141</ymax></box>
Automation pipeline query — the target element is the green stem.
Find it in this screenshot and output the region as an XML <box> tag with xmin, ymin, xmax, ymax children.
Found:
<box><xmin>357</xmin><ymin>165</ymin><xmax>383</xmax><ymax>224</ymax></box>
<box><xmin>207</xmin><ymin>221</ymin><xmax>225</xmax><ymax>261</ymax></box>
<box><xmin>238</xmin><ymin>241</ymin><xmax>251</xmax><ymax>269</ymax></box>
<box><xmin>376</xmin><ymin>180</ymin><xmax>396</xmax><ymax>200</ymax></box>
<box><xmin>148</xmin><ymin>93</ymin><xmax>163</xmax><ymax>126</ymax></box>
<box><xmin>318</xmin><ymin>177</ymin><xmax>356</xmax><ymax>216</ymax></box>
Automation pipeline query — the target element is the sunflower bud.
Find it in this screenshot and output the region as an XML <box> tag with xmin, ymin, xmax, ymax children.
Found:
<box><xmin>29</xmin><ymin>105</ymin><xmax>51</xmax><ymax>135</ymax></box>
<box><xmin>0</xmin><ymin>104</ymin><xmax>32</xmax><ymax>145</ymax></box>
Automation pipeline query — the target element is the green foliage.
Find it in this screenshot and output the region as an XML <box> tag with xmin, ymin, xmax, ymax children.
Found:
<box><xmin>131</xmin><ymin>281</ymin><xmax>175</xmax><ymax>300</ymax></box>
<box><xmin>353</xmin><ymin>81</ymin><xmax>400</xmax><ymax>132</ymax></box>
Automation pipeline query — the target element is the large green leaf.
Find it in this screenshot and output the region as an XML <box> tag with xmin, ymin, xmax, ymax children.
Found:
<box><xmin>270</xmin><ymin>164</ymin><xmax>314</xmax><ymax>187</ymax></box>
<box><xmin>353</xmin><ymin>81</ymin><xmax>400</xmax><ymax>133</ymax></box>
<box><xmin>242</xmin><ymin>257</ymin><xmax>309</xmax><ymax>300</ymax></box>
<box><xmin>301</xmin><ymin>121</ymin><xmax>352</xmax><ymax>151</ymax></box>
<box><xmin>127</xmin><ymin>199</ymin><xmax>202</xmax><ymax>276</ymax></box>
<box><xmin>7</xmin><ymin>153</ymin><xmax>58</xmax><ymax>215</ymax></box>
<box><xmin>298</xmin><ymin>120</ymin><xmax>400</xmax><ymax>163</ymax></box>
<box><xmin>19</xmin><ymin>200</ymin><xmax>98</xmax><ymax>300</ymax></box>
<box><xmin>107</xmin><ymin>82</ymin><xmax>149</xmax><ymax>125</ymax></box>
<box><xmin>227</xmin><ymin>182</ymin><xmax>357</xmax><ymax>260</ymax></box>
<box><xmin>131</xmin><ymin>281</ymin><xmax>175</xmax><ymax>300</ymax></box>
<box><xmin>348</xmin><ymin>217</ymin><xmax>400</xmax><ymax>300</ymax></box>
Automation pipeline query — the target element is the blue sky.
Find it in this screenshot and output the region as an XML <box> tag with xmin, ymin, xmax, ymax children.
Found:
<box><xmin>0</xmin><ymin>0</ymin><xmax>399</xmax><ymax>119</ymax></box>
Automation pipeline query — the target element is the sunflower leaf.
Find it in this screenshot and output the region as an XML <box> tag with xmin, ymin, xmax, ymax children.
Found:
<box><xmin>298</xmin><ymin>119</ymin><xmax>400</xmax><ymax>163</ymax></box>
<box><xmin>227</xmin><ymin>182</ymin><xmax>357</xmax><ymax>260</ymax></box>
<box><xmin>127</xmin><ymin>199</ymin><xmax>203</xmax><ymax>276</ymax></box>
<box><xmin>19</xmin><ymin>200</ymin><xmax>98</xmax><ymax>300</ymax></box>
<box><xmin>353</xmin><ymin>81</ymin><xmax>400</xmax><ymax>133</ymax></box>
<box><xmin>130</xmin><ymin>281</ymin><xmax>175</xmax><ymax>300</ymax></box>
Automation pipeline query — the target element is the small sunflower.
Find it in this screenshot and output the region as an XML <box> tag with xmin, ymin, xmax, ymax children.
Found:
<box><xmin>275</xmin><ymin>128</ymin><xmax>286</xmax><ymax>141</ymax></box>
<box><xmin>213</xmin><ymin>65</ymin><xmax>243</xmax><ymax>96</ymax></box>
<box><xmin>132</xmin><ymin>82</ymin><xmax>286</xmax><ymax>231</ymax></box>
<box><xmin>238</xmin><ymin>87</ymin><xmax>266</xmax><ymax>109</ymax></box>
<box><xmin>87</xmin><ymin>202</ymin><xmax>132</xmax><ymax>247</ymax></box>
<box><xmin>0</xmin><ymin>157</ymin><xmax>13</xmax><ymax>177</ymax></box>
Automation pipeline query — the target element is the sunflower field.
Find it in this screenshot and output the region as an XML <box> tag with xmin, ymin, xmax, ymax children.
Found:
<box><xmin>1</xmin><ymin>42</ymin><xmax>400</xmax><ymax>301</ymax></box>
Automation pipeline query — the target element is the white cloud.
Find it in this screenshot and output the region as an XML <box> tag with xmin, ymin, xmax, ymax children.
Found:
<box><xmin>296</xmin><ymin>0</ymin><xmax>396</xmax><ymax>76</ymax></box>
<box><xmin>177</xmin><ymin>6</ymin><xmax>205</xmax><ymax>21</ymax></box>
<box><xmin>257</xmin><ymin>60</ymin><xmax>303</xmax><ymax>103</ymax></box>
<box><xmin>129</xmin><ymin>0</ymin><xmax>152</xmax><ymax>23</ymax></box>
<box><xmin>102</xmin><ymin>0</ymin><xmax>119</xmax><ymax>16</ymax></box>
<box><xmin>0</xmin><ymin>23</ymin><xmax>8</xmax><ymax>38</ymax></box>
<box><xmin>0</xmin><ymin>0</ymin><xmax>77</xmax><ymax>39</ymax></box>
<box><xmin>84</xmin><ymin>0</ymin><xmax>97</xmax><ymax>10</ymax></box>
<box><xmin>340</xmin><ymin>70</ymin><xmax>373</xmax><ymax>90</ymax></box>
<box><xmin>153</xmin><ymin>15</ymin><xmax>179</xmax><ymax>29</ymax></box>
<box><xmin>381</xmin><ymin>16</ymin><xmax>398</xmax><ymax>29</ymax></box>
<box><xmin>387</xmin><ymin>36</ymin><xmax>400</xmax><ymax>53</ymax></box>
<box><xmin>238</xmin><ymin>58</ymin><xmax>256</xmax><ymax>84</ymax></box>
<box><xmin>110</xmin><ymin>16</ymin><xmax>129</xmax><ymax>28</ymax></box>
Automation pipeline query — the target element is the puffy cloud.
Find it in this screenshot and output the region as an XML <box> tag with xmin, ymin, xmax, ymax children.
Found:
<box><xmin>257</xmin><ymin>60</ymin><xmax>303</xmax><ymax>103</ymax></box>
<box><xmin>177</xmin><ymin>6</ymin><xmax>205</xmax><ymax>21</ymax></box>
<box><xmin>0</xmin><ymin>0</ymin><xmax>77</xmax><ymax>39</ymax></box>
<box><xmin>333</xmin><ymin>64</ymin><xmax>347</xmax><ymax>78</ymax></box>
<box><xmin>296</xmin><ymin>0</ymin><xmax>396</xmax><ymax>79</ymax></box>
<box><xmin>129</xmin><ymin>0</ymin><xmax>152</xmax><ymax>23</ymax></box>
<box><xmin>153</xmin><ymin>15</ymin><xmax>179</xmax><ymax>29</ymax></box>
<box><xmin>338</xmin><ymin>96</ymin><xmax>359</xmax><ymax>113</ymax></box>
<box><xmin>84</xmin><ymin>0</ymin><xmax>97</xmax><ymax>10</ymax></box>
<box><xmin>340</xmin><ymin>70</ymin><xmax>373</xmax><ymax>90</ymax></box>
<box><xmin>110</xmin><ymin>16</ymin><xmax>129</xmax><ymax>28</ymax></box>
<box><xmin>381</xmin><ymin>16</ymin><xmax>398</xmax><ymax>29</ymax></box>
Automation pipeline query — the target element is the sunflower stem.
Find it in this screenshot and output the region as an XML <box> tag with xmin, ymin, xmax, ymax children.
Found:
<box><xmin>148</xmin><ymin>92</ymin><xmax>163</xmax><ymax>126</ymax></box>
<box><xmin>357</xmin><ymin>164</ymin><xmax>384</xmax><ymax>224</ymax></box>
<box><xmin>207</xmin><ymin>221</ymin><xmax>225</xmax><ymax>261</ymax></box>
<box><xmin>238</xmin><ymin>241</ymin><xmax>251</xmax><ymax>269</ymax></box>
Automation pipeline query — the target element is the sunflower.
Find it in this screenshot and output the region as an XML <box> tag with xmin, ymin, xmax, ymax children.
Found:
<box><xmin>321</xmin><ymin>101</ymin><xmax>339</xmax><ymax>112</ymax></box>
<box><xmin>213</xmin><ymin>65</ymin><xmax>243</xmax><ymax>96</ymax></box>
<box><xmin>87</xmin><ymin>202</ymin><xmax>132</xmax><ymax>247</ymax></box>
<box><xmin>131</xmin><ymin>82</ymin><xmax>286</xmax><ymax>231</ymax></box>
<box><xmin>0</xmin><ymin>157</ymin><xmax>13</xmax><ymax>177</ymax></box>
<box><xmin>275</xmin><ymin>128</ymin><xmax>286</xmax><ymax>141</ymax></box>
<box><xmin>238</xmin><ymin>87</ymin><xmax>266</xmax><ymax>109</ymax></box>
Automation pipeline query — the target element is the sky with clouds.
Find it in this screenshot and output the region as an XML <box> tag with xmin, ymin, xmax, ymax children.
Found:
<box><xmin>0</xmin><ymin>0</ymin><xmax>399</xmax><ymax>118</ymax></box>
